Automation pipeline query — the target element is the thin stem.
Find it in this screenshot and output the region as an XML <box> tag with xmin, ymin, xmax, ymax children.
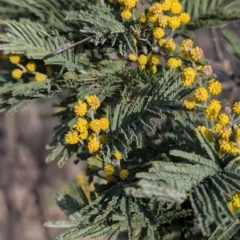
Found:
<box><xmin>53</xmin><ymin>36</ymin><xmax>92</xmax><ymax>54</ymax></box>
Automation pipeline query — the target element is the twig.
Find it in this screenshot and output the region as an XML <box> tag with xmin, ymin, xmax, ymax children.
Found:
<box><xmin>53</xmin><ymin>36</ymin><xmax>92</xmax><ymax>55</ymax></box>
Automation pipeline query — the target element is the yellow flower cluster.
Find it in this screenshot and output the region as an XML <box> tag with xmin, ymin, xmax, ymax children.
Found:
<box><xmin>233</xmin><ymin>102</ymin><xmax>240</xmax><ymax>114</ymax></box>
<box><xmin>85</xmin><ymin>95</ymin><xmax>101</xmax><ymax>110</ymax></box>
<box><xmin>26</xmin><ymin>61</ymin><xmax>37</xmax><ymax>72</ymax></box>
<box><xmin>130</xmin><ymin>53</ymin><xmax>161</xmax><ymax>73</ymax></box>
<box><xmin>11</xmin><ymin>69</ymin><xmax>23</xmax><ymax>80</ymax></box>
<box><xmin>208</xmin><ymin>79</ymin><xmax>222</xmax><ymax>96</ymax></box>
<box><xmin>117</xmin><ymin>0</ymin><xmax>138</xmax><ymax>20</ymax></box>
<box><xmin>205</xmin><ymin>99</ymin><xmax>221</xmax><ymax>119</ymax></box>
<box><xmin>146</xmin><ymin>0</ymin><xmax>190</xmax><ymax>28</ymax></box>
<box><xmin>182</xmin><ymin>67</ymin><xmax>196</xmax><ymax>86</ymax></box>
<box><xmin>194</xmin><ymin>87</ymin><xmax>208</xmax><ymax>102</ymax></box>
<box><xmin>181</xmin><ymin>39</ymin><xmax>203</xmax><ymax>62</ymax></box>
<box><xmin>65</xmin><ymin>131</ymin><xmax>79</xmax><ymax>144</ymax></box>
<box><xmin>128</xmin><ymin>53</ymin><xmax>138</xmax><ymax>61</ymax></box>
<box><xmin>9</xmin><ymin>54</ymin><xmax>21</xmax><ymax>64</ymax></box>
<box><xmin>194</xmin><ymin>101</ymin><xmax>240</xmax><ymax>156</ymax></box>
<box><xmin>113</xmin><ymin>149</ymin><xmax>123</xmax><ymax>160</ymax></box>
<box><xmin>228</xmin><ymin>192</ymin><xmax>240</xmax><ymax>213</ymax></box>
<box><xmin>124</xmin><ymin>0</ymin><xmax>191</xmax><ymax>74</ymax></box>
<box><xmin>218</xmin><ymin>113</ymin><xmax>229</xmax><ymax>126</ymax></box>
<box><xmin>104</xmin><ymin>164</ymin><xmax>115</xmax><ymax>176</ymax></box>
<box><xmin>160</xmin><ymin>38</ymin><xmax>176</xmax><ymax>52</ymax></box>
<box><xmin>35</xmin><ymin>73</ymin><xmax>46</xmax><ymax>82</ymax></box>
<box><xmin>65</xmin><ymin>95</ymin><xmax>109</xmax><ymax>154</ymax></box>
<box><xmin>74</xmin><ymin>100</ymin><xmax>88</xmax><ymax>117</ymax></box>
<box><xmin>190</xmin><ymin>47</ymin><xmax>204</xmax><ymax>61</ymax></box>
<box><xmin>119</xmin><ymin>169</ymin><xmax>129</xmax><ymax>180</ymax></box>
<box><xmin>183</xmin><ymin>97</ymin><xmax>195</xmax><ymax>110</ymax></box>
<box><xmin>153</xmin><ymin>27</ymin><xmax>165</xmax><ymax>40</ymax></box>
<box><xmin>167</xmin><ymin>57</ymin><xmax>181</xmax><ymax>69</ymax></box>
<box><xmin>5</xmin><ymin>53</ymin><xmax>49</xmax><ymax>82</ymax></box>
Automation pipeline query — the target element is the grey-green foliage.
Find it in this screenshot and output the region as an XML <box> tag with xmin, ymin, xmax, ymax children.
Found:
<box><xmin>0</xmin><ymin>0</ymin><xmax>97</xmax><ymax>31</ymax></box>
<box><xmin>0</xmin><ymin>20</ymin><xmax>85</xmax><ymax>70</ymax></box>
<box><xmin>1</xmin><ymin>0</ymin><xmax>240</xmax><ymax>239</ymax></box>
<box><xmin>45</xmin><ymin>182</ymin><xmax>192</xmax><ymax>240</ymax></box>
<box><xmin>182</xmin><ymin>0</ymin><xmax>240</xmax><ymax>29</ymax></box>
<box><xmin>125</xmin><ymin>113</ymin><xmax>240</xmax><ymax>239</ymax></box>
<box><xmin>106</xmin><ymin>69</ymin><xmax>192</xmax><ymax>159</ymax></box>
<box><xmin>65</xmin><ymin>5</ymin><xmax>125</xmax><ymax>45</ymax></box>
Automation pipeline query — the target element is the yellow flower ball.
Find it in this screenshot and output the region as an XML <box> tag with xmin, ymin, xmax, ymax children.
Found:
<box><xmin>26</xmin><ymin>61</ymin><xmax>37</xmax><ymax>72</ymax></box>
<box><xmin>228</xmin><ymin>193</ymin><xmax>240</xmax><ymax>213</ymax></box>
<box><xmin>182</xmin><ymin>67</ymin><xmax>196</xmax><ymax>86</ymax></box>
<box><xmin>158</xmin><ymin>39</ymin><xmax>167</xmax><ymax>47</ymax></box>
<box><xmin>79</xmin><ymin>130</ymin><xmax>88</xmax><ymax>140</ymax></box>
<box><xmin>219</xmin><ymin>139</ymin><xmax>232</xmax><ymax>153</ymax></box>
<box><xmin>148</xmin><ymin>64</ymin><xmax>157</xmax><ymax>74</ymax></box>
<box><xmin>147</xmin><ymin>12</ymin><xmax>159</xmax><ymax>23</ymax></box>
<box><xmin>233</xmin><ymin>102</ymin><xmax>240</xmax><ymax>114</ymax></box>
<box><xmin>74</xmin><ymin>117</ymin><xmax>89</xmax><ymax>132</ymax></box>
<box><xmin>9</xmin><ymin>54</ymin><xmax>21</xmax><ymax>64</ymax></box>
<box><xmin>181</xmin><ymin>39</ymin><xmax>193</xmax><ymax>53</ymax></box>
<box><xmin>205</xmin><ymin>99</ymin><xmax>221</xmax><ymax>119</ymax></box>
<box><xmin>208</xmin><ymin>79</ymin><xmax>222</xmax><ymax>95</ymax></box>
<box><xmin>220</xmin><ymin>126</ymin><xmax>232</xmax><ymax>139</ymax></box>
<box><xmin>158</xmin><ymin>15</ymin><xmax>169</xmax><ymax>28</ymax></box>
<box><xmin>11</xmin><ymin>69</ymin><xmax>23</xmax><ymax>80</ymax></box>
<box><xmin>128</xmin><ymin>53</ymin><xmax>138</xmax><ymax>61</ymax></box>
<box><xmin>179</xmin><ymin>12</ymin><xmax>191</xmax><ymax>24</ymax></box>
<box><xmin>164</xmin><ymin>39</ymin><xmax>176</xmax><ymax>52</ymax></box>
<box><xmin>74</xmin><ymin>100</ymin><xmax>88</xmax><ymax>117</ymax></box>
<box><xmin>139</xmin><ymin>13</ymin><xmax>147</xmax><ymax>23</ymax></box>
<box><xmin>65</xmin><ymin>131</ymin><xmax>79</xmax><ymax>144</ymax></box>
<box><xmin>87</xmin><ymin>138</ymin><xmax>100</xmax><ymax>152</ymax></box>
<box><xmin>170</xmin><ymin>2</ymin><xmax>182</xmax><ymax>14</ymax></box>
<box><xmin>162</xmin><ymin>0</ymin><xmax>171</xmax><ymax>11</ymax></box>
<box><xmin>89</xmin><ymin>119</ymin><xmax>101</xmax><ymax>132</ymax></box>
<box><xmin>194</xmin><ymin>87</ymin><xmax>208</xmax><ymax>102</ymax></box>
<box><xmin>100</xmin><ymin>117</ymin><xmax>109</xmax><ymax>131</ymax></box>
<box><xmin>167</xmin><ymin>57</ymin><xmax>181</xmax><ymax>68</ymax></box>
<box><xmin>137</xmin><ymin>54</ymin><xmax>148</xmax><ymax>67</ymax></box>
<box><xmin>190</xmin><ymin>47</ymin><xmax>204</xmax><ymax>61</ymax></box>
<box><xmin>149</xmin><ymin>54</ymin><xmax>161</xmax><ymax>65</ymax></box>
<box><xmin>119</xmin><ymin>0</ymin><xmax>137</xmax><ymax>9</ymax></box>
<box><xmin>113</xmin><ymin>150</ymin><xmax>123</xmax><ymax>160</ymax></box>
<box><xmin>85</xmin><ymin>95</ymin><xmax>101</xmax><ymax>110</ymax></box>
<box><xmin>121</xmin><ymin>8</ymin><xmax>132</xmax><ymax>20</ymax></box>
<box><xmin>183</xmin><ymin>97</ymin><xmax>195</xmax><ymax>110</ymax></box>
<box><xmin>119</xmin><ymin>169</ymin><xmax>129</xmax><ymax>180</ymax></box>
<box><xmin>149</xmin><ymin>3</ymin><xmax>163</xmax><ymax>15</ymax></box>
<box><xmin>35</xmin><ymin>73</ymin><xmax>46</xmax><ymax>82</ymax></box>
<box><xmin>104</xmin><ymin>164</ymin><xmax>115</xmax><ymax>176</ymax></box>
<box><xmin>167</xmin><ymin>16</ymin><xmax>181</xmax><ymax>29</ymax></box>
<box><xmin>218</xmin><ymin>113</ymin><xmax>229</xmax><ymax>126</ymax></box>
<box><xmin>153</xmin><ymin>27</ymin><xmax>165</xmax><ymax>39</ymax></box>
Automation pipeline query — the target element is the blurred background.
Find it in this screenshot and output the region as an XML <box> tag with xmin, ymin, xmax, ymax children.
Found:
<box><xmin>1</xmin><ymin>21</ymin><xmax>240</xmax><ymax>240</ymax></box>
